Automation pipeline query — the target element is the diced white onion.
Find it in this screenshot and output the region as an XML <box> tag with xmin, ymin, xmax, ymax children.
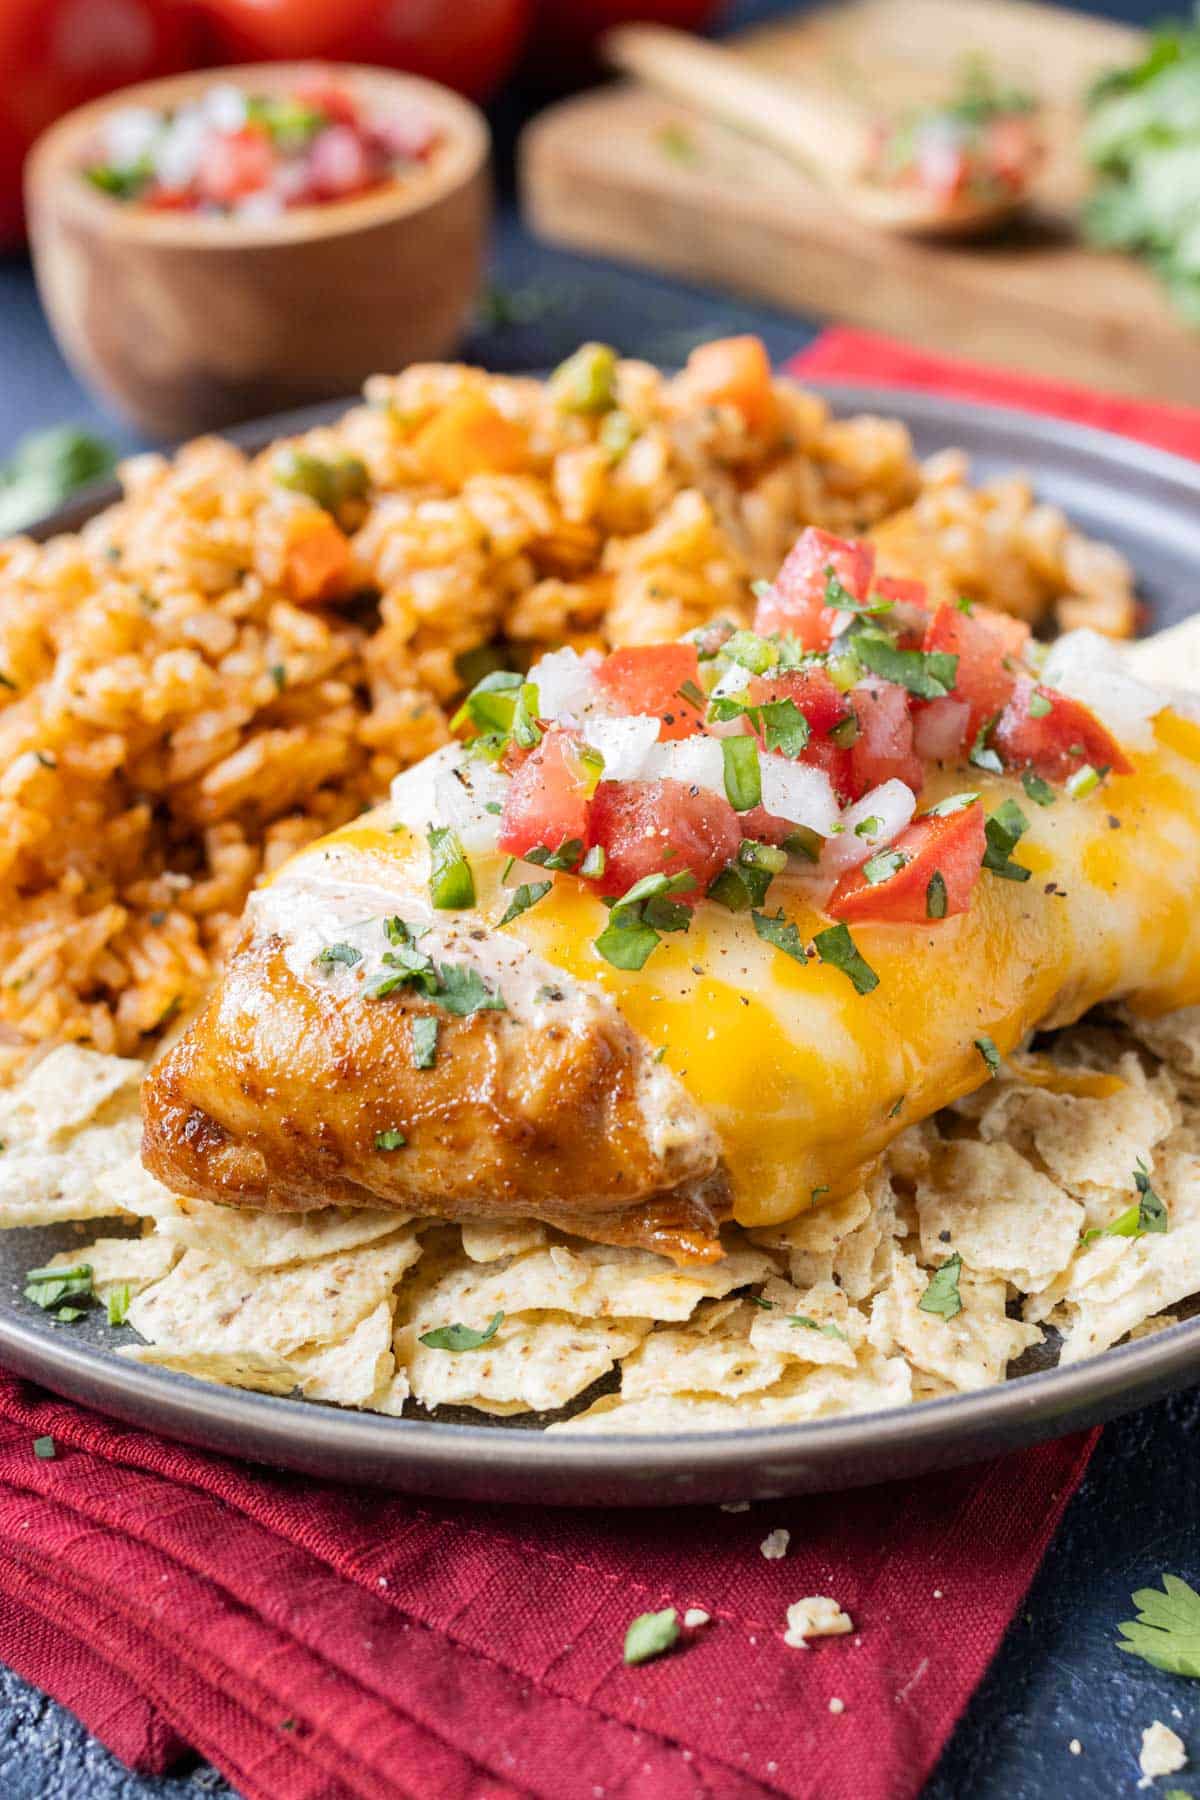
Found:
<box><xmin>821</xmin><ymin>780</ymin><xmax>916</xmax><ymax>874</ymax></box>
<box><xmin>913</xmin><ymin>695</ymin><xmax>970</xmax><ymax>761</ymax></box>
<box><xmin>1042</xmin><ymin>629</ymin><xmax>1165</xmax><ymax>750</ymax></box>
<box><xmin>102</xmin><ymin>106</ymin><xmax>162</xmax><ymax>169</ymax></box>
<box><xmin>154</xmin><ymin>108</ymin><xmax>208</xmax><ymax>189</ymax></box>
<box><xmin>711</xmin><ymin>661</ymin><xmax>753</xmax><ymax>699</ymax></box>
<box><xmin>583</xmin><ymin>715</ymin><xmax>660</xmax><ymax>781</ymax></box>
<box><xmin>528</xmin><ymin>647</ymin><xmax>604</xmax><ymax>721</ymax></box>
<box><xmin>643</xmin><ymin>736</ymin><xmax>727</xmax><ymax>794</ymax></box>
<box><xmin>389</xmin><ymin>744</ymin><xmax>507</xmax><ymax>854</ymax></box>
<box><xmin>758</xmin><ymin>754</ymin><xmax>840</xmax><ymax>835</ymax></box>
<box><xmin>202</xmin><ymin>83</ymin><xmax>249</xmax><ymax>132</ymax></box>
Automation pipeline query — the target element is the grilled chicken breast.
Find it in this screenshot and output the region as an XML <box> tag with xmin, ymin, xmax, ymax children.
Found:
<box><xmin>143</xmin><ymin>702</ymin><xmax>1200</xmax><ymax>1259</ymax></box>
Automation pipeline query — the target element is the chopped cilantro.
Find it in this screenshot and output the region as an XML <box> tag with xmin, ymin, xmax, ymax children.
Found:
<box><xmin>427</xmin><ymin>826</ymin><xmax>475</xmax><ymax>910</ymax></box>
<box><xmin>623</xmin><ymin>1607</ymin><xmax>680</xmax><ymax>1666</ymax></box>
<box><xmin>419</xmin><ymin>1310</ymin><xmax>504</xmax><ymax>1351</ymax></box>
<box><xmin>315</xmin><ymin>942</ymin><xmax>362</xmax><ymax>970</ymax></box>
<box><xmin>968</xmin><ymin>714</ymin><xmax>1003</xmax><ymax>774</ymax></box>
<box><xmin>722</xmin><ymin>735</ymin><xmax>762</xmax><ymax>811</ymax></box>
<box><xmin>1117</xmin><ymin>1574</ymin><xmax>1200</xmax><ymax>1678</ymax></box>
<box><xmin>982</xmin><ymin>798</ymin><xmax>1031</xmax><ymax>882</ymax></box>
<box><xmin>828</xmin><ymin>712</ymin><xmax>861</xmax><ymax>748</ymax></box>
<box><xmin>107</xmin><ymin>1284</ymin><xmax>131</xmax><ymax>1327</ymax></box>
<box><xmin>1084</xmin><ymin>1161</ymin><xmax>1168</xmax><ymax>1243</ymax></box>
<box><xmin>270</xmin><ymin>663</ymin><xmax>286</xmax><ymax>692</ymax></box>
<box><xmin>862</xmin><ymin>848</ymin><xmax>908</xmax><ymax>885</ymax></box>
<box><xmin>974</xmin><ymin>1035</ymin><xmax>1001</xmax><ymax>1077</ymax></box>
<box><xmin>24</xmin><ymin>1263</ymin><xmax>93</xmax><ymax>1312</ymax></box>
<box><xmin>926</xmin><ymin>870</ymin><xmax>948</xmax><ymax>919</ymax></box>
<box><xmin>499</xmin><ymin>880</ymin><xmax>552</xmax><ymax>926</ymax></box>
<box><xmin>411</xmin><ymin>1016</ymin><xmax>439</xmax><ymax>1069</ymax></box>
<box><xmin>854</xmin><ymin>632</ymin><xmax>958</xmax><ymax>699</ymax></box>
<box><xmin>708</xmin><ymin>840</ymin><xmax>786</xmax><ymax>912</ymax></box>
<box><xmin>751</xmin><ymin>908</ymin><xmax>807</xmax><ymax>964</ymax></box>
<box><xmin>782</xmin><ymin>825</ymin><xmax>822</xmax><ymax>863</ymax></box>
<box><xmin>433</xmin><ymin>963</ymin><xmax>507</xmax><ymax>1016</ymax></box>
<box><xmin>813</xmin><ymin>922</ymin><xmax>879</xmax><ymax>994</ymax></box>
<box><xmin>374</xmin><ymin>1128</ymin><xmax>406</xmax><ymax>1151</ymax></box>
<box><xmin>823</xmin><ymin>567</ymin><xmax>893</xmax><ymax>617</ymax></box>
<box><xmin>760</xmin><ymin>698</ymin><xmax>810</xmax><ymax>758</ymax></box>
<box><xmin>927</xmin><ymin>791</ymin><xmax>979</xmax><ymax>817</ymax></box>
<box><xmin>1021</xmin><ymin>769</ymin><xmax>1055</xmax><ymax>806</ymax></box>
<box><xmin>451</xmin><ymin>668</ymin><xmax>523</xmax><ymax>739</ymax></box>
<box><xmin>595</xmin><ymin>870</ymin><xmax>695</xmax><ymax>970</ymax></box>
<box><xmin>789</xmin><ymin>1314</ymin><xmax>848</xmax><ymax>1341</ymax></box>
<box><xmin>918</xmin><ymin>1253</ymin><xmax>963</xmax><ymax>1320</ymax></box>
<box><xmin>510</xmin><ymin>681</ymin><xmax>543</xmax><ymax>751</ymax></box>
<box><xmin>524</xmin><ymin>838</ymin><xmax>584</xmax><ymax>872</ymax></box>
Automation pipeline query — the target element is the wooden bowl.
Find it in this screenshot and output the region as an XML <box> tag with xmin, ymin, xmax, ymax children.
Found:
<box><xmin>24</xmin><ymin>63</ymin><xmax>491</xmax><ymax>439</ymax></box>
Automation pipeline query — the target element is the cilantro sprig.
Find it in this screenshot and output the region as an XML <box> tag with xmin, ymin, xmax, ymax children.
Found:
<box><xmin>1117</xmin><ymin>1574</ymin><xmax>1200</xmax><ymax>1678</ymax></box>
<box><xmin>595</xmin><ymin>871</ymin><xmax>696</xmax><ymax>971</ymax></box>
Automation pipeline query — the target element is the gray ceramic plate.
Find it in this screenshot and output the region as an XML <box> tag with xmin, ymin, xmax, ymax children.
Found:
<box><xmin>5</xmin><ymin>382</ymin><xmax>1200</xmax><ymax>1507</ymax></box>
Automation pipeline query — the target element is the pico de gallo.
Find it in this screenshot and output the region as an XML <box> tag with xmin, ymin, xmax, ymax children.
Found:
<box><xmin>82</xmin><ymin>79</ymin><xmax>441</xmax><ymax>216</ymax></box>
<box><xmin>427</xmin><ymin>521</ymin><xmax>1132</xmax><ymax>989</ymax></box>
<box><xmin>866</xmin><ymin>68</ymin><xmax>1042</xmax><ymax>209</ymax></box>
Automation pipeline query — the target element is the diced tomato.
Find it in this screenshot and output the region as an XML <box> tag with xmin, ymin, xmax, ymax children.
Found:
<box><xmin>746</xmin><ymin>665</ymin><xmax>856</xmax><ymax>802</ymax></box>
<box><xmin>195</xmin><ymin>125</ymin><xmax>274</xmax><ymax>205</ymax></box>
<box><xmin>873</xmin><ymin>575</ymin><xmax>928</xmax><ymax>607</ymax></box>
<box><xmin>849</xmin><ymin>680</ymin><xmax>923</xmax><ymax>800</ymax></box>
<box><xmin>973</xmin><ymin>603</ymin><xmax>1031</xmax><ymax>659</ymax></box>
<box><xmin>587</xmin><ymin>778</ymin><xmax>740</xmax><ymax>898</ymax></box>
<box><xmin>992</xmin><ymin>677</ymin><xmax>1134</xmax><ymax>783</ymax></box>
<box><xmin>827</xmin><ymin>801</ymin><xmax>986</xmax><ymax>925</ymax></box>
<box><xmin>684</xmin><ymin>336</ymin><xmax>776</xmax><ymax>435</ymax></box>
<box><xmin>922</xmin><ymin>601</ymin><xmax>1016</xmax><ymax>742</ymax></box>
<box><xmin>596</xmin><ymin>644</ymin><xmax>704</xmax><ymax>741</ymax></box>
<box><xmin>291</xmin><ymin>80</ymin><xmax>359</xmax><ymax>127</ymax></box>
<box><xmin>498</xmin><ymin>730</ymin><xmax>592</xmax><ymax>866</ymax></box>
<box><xmin>753</xmin><ymin>528</ymin><xmax>876</xmax><ymax>650</ymax></box>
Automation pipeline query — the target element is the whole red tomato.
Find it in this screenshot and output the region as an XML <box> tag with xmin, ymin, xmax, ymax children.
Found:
<box><xmin>525</xmin><ymin>0</ymin><xmax>722</xmax><ymax>83</ymax></box>
<box><xmin>197</xmin><ymin>0</ymin><xmax>532</xmax><ymax>102</ymax></box>
<box><xmin>1</xmin><ymin>0</ymin><xmax>193</xmax><ymax>246</ymax></box>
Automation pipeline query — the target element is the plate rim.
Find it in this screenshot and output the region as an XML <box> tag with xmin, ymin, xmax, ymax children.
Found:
<box><xmin>8</xmin><ymin>377</ymin><xmax>1200</xmax><ymax>1499</ymax></box>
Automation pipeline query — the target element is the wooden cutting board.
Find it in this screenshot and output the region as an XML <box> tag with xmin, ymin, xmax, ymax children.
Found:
<box><xmin>520</xmin><ymin>0</ymin><xmax>1200</xmax><ymax>404</ymax></box>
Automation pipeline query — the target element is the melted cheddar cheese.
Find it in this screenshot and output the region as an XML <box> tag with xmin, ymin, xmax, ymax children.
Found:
<box><xmin>292</xmin><ymin>712</ymin><xmax>1200</xmax><ymax>1230</ymax></box>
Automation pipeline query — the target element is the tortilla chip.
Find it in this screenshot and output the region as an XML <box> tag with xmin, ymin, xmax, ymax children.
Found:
<box><xmin>398</xmin><ymin>1236</ymin><xmax>775</xmax><ymax>1334</ymax></box>
<box><xmin>970</xmin><ymin>1057</ymin><xmax>1174</xmax><ymax>1201</ymax></box>
<box><xmin>0</xmin><ymin>1114</ymin><xmax>144</xmax><ymax>1229</ymax></box>
<box><xmin>784</xmin><ymin>1596</ymin><xmax>853</xmax><ymax>1647</ymax></box>
<box><xmin>399</xmin><ymin>1310</ymin><xmax>649</xmax><ymax>1414</ymax></box>
<box><xmin>126</xmin><ymin>1229</ymin><xmax>422</xmax><ymax>1358</ymax></box>
<box><xmin>289</xmin><ymin>1301</ymin><xmax>397</xmax><ymax>1406</ymax></box>
<box><xmin>916</xmin><ymin>1141</ymin><xmax>1084</xmax><ymax>1292</ymax></box>
<box><xmin>620</xmin><ymin>1300</ymin><xmax>788</xmax><ymax>1400</ymax></box>
<box><xmin>1121</xmin><ymin>1005</ymin><xmax>1200</xmax><ymax>1093</ymax></box>
<box><xmin>48</xmin><ymin>1233</ymin><xmax>179</xmax><ymax>1296</ymax></box>
<box><xmin>118</xmin><ymin>1344</ymin><xmax>298</xmax><ymax>1395</ymax></box>
<box><xmin>162</xmin><ymin>1200</ymin><xmax>405</xmax><ymax>1268</ymax></box>
<box><xmin>749</xmin><ymin>1278</ymin><xmax>861</xmax><ymax>1371</ymax></box>
<box><xmin>1046</xmin><ymin>1222</ymin><xmax>1200</xmax><ymax>1364</ymax></box>
<box><xmin>554</xmin><ymin>1349</ymin><xmax>913</xmax><ymax>1432</ymax></box>
<box><xmin>460</xmin><ymin>1219</ymin><xmax>549</xmax><ymax>1263</ymax></box>
<box><xmin>93</xmin><ymin>1156</ymin><xmax>181</xmax><ymax>1221</ymax></box>
<box><xmin>748</xmin><ymin>1186</ymin><xmax>872</xmax><ymax>1289</ymax></box>
<box><xmin>868</xmin><ymin>1253</ymin><xmax>1042</xmax><ymax>1392</ymax></box>
<box><xmin>0</xmin><ymin>1045</ymin><xmax>142</xmax><ymax>1142</ymax></box>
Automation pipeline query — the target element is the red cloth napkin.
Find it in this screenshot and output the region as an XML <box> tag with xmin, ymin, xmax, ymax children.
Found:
<box><xmin>2</xmin><ymin>329</ymin><xmax>1196</xmax><ymax>1800</ymax></box>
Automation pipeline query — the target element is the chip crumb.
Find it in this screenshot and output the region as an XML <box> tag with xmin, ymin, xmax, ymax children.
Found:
<box><xmin>683</xmin><ymin>1608</ymin><xmax>711</xmax><ymax>1629</ymax></box>
<box><xmin>1069</xmin><ymin>1739</ymin><xmax>1082</xmax><ymax>1756</ymax></box>
<box><xmin>828</xmin><ymin>1697</ymin><xmax>845</xmax><ymax>1715</ymax></box>
<box><xmin>1139</xmin><ymin>1721</ymin><xmax>1186</xmax><ymax>1785</ymax></box>
<box><xmin>784</xmin><ymin>1596</ymin><xmax>854</xmax><ymax>1648</ymax></box>
<box><xmin>760</xmin><ymin>1528</ymin><xmax>790</xmax><ymax>1561</ymax></box>
<box><xmin>720</xmin><ymin>1500</ymin><xmax>751</xmax><ymax>1512</ymax></box>
<box><xmin>933</xmin><ymin>1588</ymin><xmax>943</xmax><ymax>1599</ymax></box>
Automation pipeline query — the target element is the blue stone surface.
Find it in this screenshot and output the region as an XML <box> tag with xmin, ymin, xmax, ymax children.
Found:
<box><xmin>0</xmin><ymin>2</ymin><xmax>1191</xmax><ymax>1795</ymax></box>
